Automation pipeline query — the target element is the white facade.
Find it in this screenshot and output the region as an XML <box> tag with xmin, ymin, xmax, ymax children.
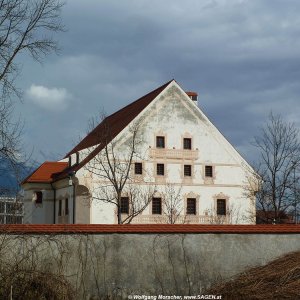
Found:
<box><xmin>22</xmin><ymin>80</ymin><xmax>256</xmax><ymax>224</ymax></box>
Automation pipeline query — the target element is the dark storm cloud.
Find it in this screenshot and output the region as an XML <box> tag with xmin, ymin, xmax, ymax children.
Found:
<box><xmin>17</xmin><ymin>0</ymin><xmax>300</xmax><ymax>164</ymax></box>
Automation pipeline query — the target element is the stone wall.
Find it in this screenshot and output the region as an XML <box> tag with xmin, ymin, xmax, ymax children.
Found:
<box><xmin>1</xmin><ymin>228</ymin><xmax>300</xmax><ymax>299</ymax></box>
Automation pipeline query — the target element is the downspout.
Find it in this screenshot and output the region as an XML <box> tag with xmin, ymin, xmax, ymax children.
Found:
<box><xmin>73</xmin><ymin>178</ymin><xmax>76</xmax><ymax>224</ymax></box>
<box><xmin>68</xmin><ymin>171</ymin><xmax>77</xmax><ymax>224</ymax></box>
<box><xmin>50</xmin><ymin>183</ymin><xmax>56</xmax><ymax>224</ymax></box>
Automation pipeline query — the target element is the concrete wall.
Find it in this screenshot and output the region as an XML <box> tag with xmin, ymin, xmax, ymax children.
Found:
<box><xmin>2</xmin><ymin>232</ymin><xmax>299</xmax><ymax>299</ymax></box>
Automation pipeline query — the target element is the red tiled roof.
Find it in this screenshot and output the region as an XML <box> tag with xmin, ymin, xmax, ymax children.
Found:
<box><xmin>22</xmin><ymin>162</ymin><xmax>68</xmax><ymax>184</ymax></box>
<box><xmin>1</xmin><ymin>224</ymin><xmax>300</xmax><ymax>234</ymax></box>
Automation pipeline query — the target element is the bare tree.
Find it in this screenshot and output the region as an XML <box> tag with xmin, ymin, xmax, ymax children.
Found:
<box><xmin>0</xmin><ymin>0</ymin><xmax>64</xmax><ymax>193</ymax></box>
<box><xmin>161</xmin><ymin>183</ymin><xmax>183</xmax><ymax>224</ymax></box>
<box><xmin>85</xmin><ymin>112</ymin><xmax>154</xmax><ymax>224</ymax></box>
<box><xmin>252</xmin><ymin>113</ymin><xmax>300</xmax><ymax>223</ymax></box>
<box><xmin>0</xmin><ymin>0</ymin><xmax>64</xmax><ymax>97</ymax></box>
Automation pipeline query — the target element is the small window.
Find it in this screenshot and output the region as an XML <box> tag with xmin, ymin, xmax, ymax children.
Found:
<box><xmin>58</xmin><ymin>200</ymin><xmax>62</xmax><ymax>216</ymax></box>
<box><xmin>0</xmin><ymin>202</ymin><xmax>4</xmax><ymax>213</ymax></box>
<box><xmin>186</xmin><ymin>198</ymin><xmax>196</xmax><ymax>215</ymax></box>
<box><xmin>65</xmin><ymin>198</ymin><xmax>69</xmax><ymax>215</ymax></box>
<box><xmin>184</xmin><ymin>165</ymin><xmax>192</xmax><ymax>177</ymax></box>
<box><xmin>152</xmin><ymin>197</ymin><xmax>162</xmax><ymax>214</ymax></box>
<box><xmin>135</xmin><ymin>163</ymin><xmax>143</xmax><ymax>175</ymax></box>
<box><xmin>205</xmin><ymin>166</ymin><xmax>213</xmax><ymax>177</ymax></box>
<box><xmin>6</xmin><ymin>203</ymin><xmax>14</xmax><ymax>214</ymax></box>
<box><xmin>156</xmin><ymin>136</ymin><xmax>165</xmax><ymax>148</ymax></box>
<box><xmin>217</xmin><ymin>199</ymin><xmax>226</xmax><ymax>216</ymax></box>
<box><xmin>183</xmin><ymin>138</ymin><xmax>192</xmax><ymax>150</ymax></box>
<box><xmin>121</xmin><ymin>197</ymin><xmax>129</xmax><ymax>214</ymax></box>
<box><xmin>35</xmin><ymin>191</ymin><xmax>43</xmax><ymax>204</ymax></box>
<box><xmin>157</xmin><ymin>163</ymin><xmax>165</xmax><ymax>176</ymax></box>
<box><xmin>76</xmin><ymin>152</ymin><xmax>80</xmax><ymax>164</ymax></box>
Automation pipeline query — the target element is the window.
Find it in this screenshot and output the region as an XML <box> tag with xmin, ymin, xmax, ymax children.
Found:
<box><xmin>58</xmin><ymin>200</ymin><xmax>62</xmax><ymax>216</ymax></box>
<box><xmin>0</xmin><ymin>202</ymin><xmax>5</xmax><ymax>213</ymax></box>
<box><xmin>35</xmin><ymin>191</ymin><xmax>43</xmax><ymax>204</ymax></box>
<box><xmin>186</xmin><ymin>198</ymin><xmax>196</xmax><ymax>215</ymax></box>
<box><xmin>152</xmin><ymin>197</ymin><xmax>162</xmax><ymax>214</ymax></box>
<box><xmin>65</xmin><ymin>198</ymin><xmax>69</xmax><ymax>215</ymax></box>
<box><xmin>6</xmin><ymin>203</ymin><xmax>14</xmax><ymax>214</ymax></box>
<box><xmin>76</xmin><ymin>152</ymin><xmax>80</xmax><ymax>164</ymax></box>
<box><xmin>157</xmin><ymin>163</ymin><xmax>165</xmax><ymax>176</ymax></box>
<box><xmin>205</xmin><ymin>166</ymin><xmax>213</xmax><ymax>177</ymax></box>
<box><xmin>156</xmin><ymin>136</ymin><xmax>165</xmax><ymax>148</ymax></box>
<box><xmin>120</xmin><ymin>197</ymin><xmax>129</xmax><ymax>214</ymax></box>
<box><xmin>217</xmin><ymin>199</ymin><xmax>226</xmax><ymax>215</ymax></box>
<box><xmin>183</xmin><ymin>138</ymin><xmax>192</xmax><ymax>150</ymax></box>
<box><xmin>135</xmin><ymin>163</ymin><xmax>143</xmax><ymax>175</ymax></box>
<box><xmin>184</xmin><ymin>165</ymin><xmax>192</xmax><ymax>177</ymax></box>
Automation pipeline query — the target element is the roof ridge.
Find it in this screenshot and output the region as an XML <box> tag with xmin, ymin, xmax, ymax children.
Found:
<box><xmin>107</xmin><ymin>79</ymin><xmax>173</xmax><ymax>119</ymax></box>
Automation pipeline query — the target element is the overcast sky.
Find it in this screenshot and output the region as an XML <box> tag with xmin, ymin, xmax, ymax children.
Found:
<box><xmin>15</xmin><ymin>0</ymin><xmax>300</xmax><ymax>166</ymax></box>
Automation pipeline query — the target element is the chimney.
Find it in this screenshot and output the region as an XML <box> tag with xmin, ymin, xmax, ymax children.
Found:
<box><xmin>186</xmin><ymin>91</ymin><xmax>198</xmax><ymax>106</ymax></box>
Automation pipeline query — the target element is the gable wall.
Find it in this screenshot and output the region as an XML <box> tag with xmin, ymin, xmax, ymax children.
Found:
<box><xmin>87</xmin><ymin>84</ymin><xmax>255</xmax><ymax>224</ymax></box>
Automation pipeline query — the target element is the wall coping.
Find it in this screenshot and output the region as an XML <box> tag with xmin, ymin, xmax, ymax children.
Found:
<box><xmin>0</xmin><ymin>224</ymin><xmax>300</xmax><ymax>234</ymax></box>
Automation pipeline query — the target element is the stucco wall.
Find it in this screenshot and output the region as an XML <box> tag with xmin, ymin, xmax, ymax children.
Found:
<box><xmin>87</xmin><ymin>84</ymin><xmax>255</xmax><ymax>224</ymax></box>
<box><xmin>2</xmin><ymin>231</ymin><xmax>299</xmax><ymax>299</ymax></box>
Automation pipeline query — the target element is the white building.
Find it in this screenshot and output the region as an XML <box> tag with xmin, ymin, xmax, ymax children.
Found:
<box><xmin>0</xmin><ymin>196</ymin><xmax>24</xmax><ymax>224</ymax></box>
<box><xmin>22</xmin><ymin>80</ymin><xmax>256</xmax><ymax>224</ymax></box>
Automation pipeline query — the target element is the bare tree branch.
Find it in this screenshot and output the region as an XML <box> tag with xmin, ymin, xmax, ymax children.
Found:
<box><xmin>250</xmin><ymin>113</ymin><xmax>300</xmax><ymax>223</ymax></box>
<box><xmin>84</xmin><ymin>111</ymin><xmax>154</xmax><ymax>224</ymax></box>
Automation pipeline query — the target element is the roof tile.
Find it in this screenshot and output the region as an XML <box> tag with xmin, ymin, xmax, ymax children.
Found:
<box><xmin>22</xmin><ymin>162</ymin><xmax>68</xmax><ymax>184</ymax></box>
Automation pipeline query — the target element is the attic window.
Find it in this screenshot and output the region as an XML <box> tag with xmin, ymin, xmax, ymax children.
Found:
<box><xmin>183</xmin><ymin>138</ymin><xmax>192</xmax><ymax>150</ymax></box>
<box><xmin>68</xmin><ymin>156</ymin><xmax>71</xmax><ymax>167</ymax></box>
<box><xmin>156</xmin><ymin>136</ymin><xmax>165</xmax><ymax>148</ymax></box>
<box><xmin>76</xmin><ymin>152</ymin><xmax>80</xmax><ymax>164</ymax></box>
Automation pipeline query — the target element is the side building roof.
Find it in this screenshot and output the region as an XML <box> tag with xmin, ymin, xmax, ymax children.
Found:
<box><xmin>22</xmin><ymin>162</ymin><xmax>69</xmax><ymax>184</ymax></box>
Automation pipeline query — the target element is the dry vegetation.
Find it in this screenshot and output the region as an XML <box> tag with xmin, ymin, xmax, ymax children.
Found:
<box><xmin>207</xmin><ymin>251</ymin><xmax>300</xmax><ymax>300</ymax></box>
<box><xmin>0</xmin><ymin>269</ymin><xmax>74</xmax><ymax>300</ymax></box>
